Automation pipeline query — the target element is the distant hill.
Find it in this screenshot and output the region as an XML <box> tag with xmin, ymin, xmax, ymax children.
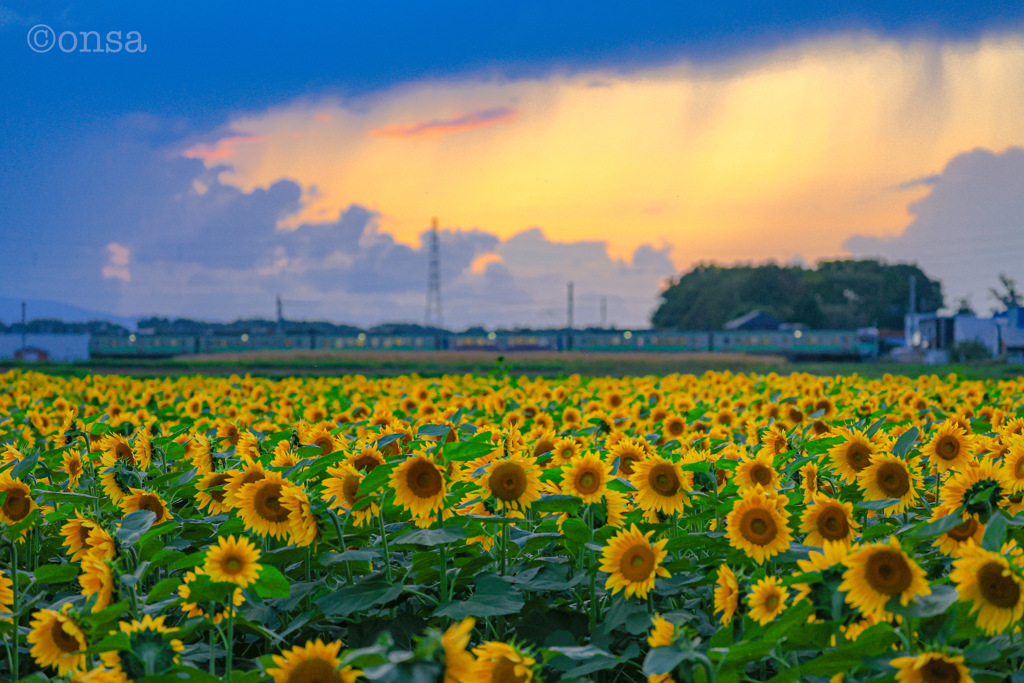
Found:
<box><xmin>0</xmin><ymin>298</ymin><xmax>137</xmax><ymax>329</ymax></box>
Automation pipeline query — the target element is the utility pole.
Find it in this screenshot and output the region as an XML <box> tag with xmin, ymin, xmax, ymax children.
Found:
<box><xmin>906</xmin><ymin>275</ymin><xmax>917</xmax><ymax>348</ymax></box>
<box><xmin>567</xmin><ymin>282</ymin><xmax>574</xmax><ymax>351</ymax></box>
<box><xmin>276</xmin><ymin>295</ymin><xmax>284</xmax><ymax>334</ymax></box>
<box><xmin>425</xmin><ymin>217</ymin><xmax>443</xmax><ymax>328</ymax></box>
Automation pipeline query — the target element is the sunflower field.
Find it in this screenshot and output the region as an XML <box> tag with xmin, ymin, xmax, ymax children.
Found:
<box><xmin>2</xmin><ymin>367</ymin><xmax>1024</xmax><ymax>683</ymax></box>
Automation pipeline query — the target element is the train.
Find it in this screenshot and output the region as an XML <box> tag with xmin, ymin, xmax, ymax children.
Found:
<box><xmin>89</xmin><ymin>327</ymin><xmax>879</xmax><ymax>361</ymax></box>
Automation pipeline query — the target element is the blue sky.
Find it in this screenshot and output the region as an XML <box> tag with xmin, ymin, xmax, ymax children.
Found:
<box><xmin>2</xmin><ymin>2</ymin><xmax>1024</xmax><ymax>327</ymax></box>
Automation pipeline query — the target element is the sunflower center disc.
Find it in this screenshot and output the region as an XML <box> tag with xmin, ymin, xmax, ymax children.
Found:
<box><xmin>226</xmin><ymin>557</ymin><xmax>242</xmax><ymax>573</ymax></box>
<box><xmin>938</xmin><ymin>437</ymin><xmax>959</xmax><ymax>459</ymax></box>
<box><xmin>977</xmin><ymin>561</ymin><xmax>1022</xmax><ymax>609</ymax></box>
<box><xmin>751</xmin><ymin>466</ymin><xmax>771</xmax><ymax>485</ymax></box>
<box><xmin>490</xmin><ymin>463</ymin><xmax>527</xmax><ymax>501</ymax></box>
<box><xmin>740</xmin><ymin>509</ymin><xmax>777</xmax><ymax>545</ymax></box>
<box><xmin>650</xmin><ymin>466</ymin><xmax>680</xmax><ymax>496</ymax></box>
<box><xmin>819</xmin><ymin>509</ymin><xmax>848</xmax><ymax>538</ymax></box>
<box><xmin>864</xmin><ymin>549</ymin><xmax>912</xmax><ymax>596</ymax></box>
<box><xmin>947</xmin><ymin>519</ymin><xmax>976</xmax><ymax>541</ymax></box>
<box><xmin>877</xmin><ymin>463</ymin><xmax>910</xmax><ymax>497</ymax></box>
<box><xmin>52</xmin><ymin>620</ymin><xmax>82</xmax><ymax>653</ymax></box>
<box><xmin>492</xmin><ymin>656</ymin><xmax>529</xmax><ymax>683</ymax></box>
<box><xmin>847</xmin><ymin>445</ymin><xmax>869</xmax><ymax>470</ymax></box>
<box><xmin>4</xmin><ymin>490</ymin><xmax>29</xmax><ymax>521</ymax></box>
<box><xmin>620</xmin><ymin>544</ymin><xmax>655</xmax><ymax>581</ymax></box>
<box><xmin>920</xmin><ymin>659</ymin><xmax>961</xmax><ymax>683</ymax></box>
<box><xmin>290</xmin><ymin>656</ymin><xmax>345</xmax><ymax>683</ymax></box>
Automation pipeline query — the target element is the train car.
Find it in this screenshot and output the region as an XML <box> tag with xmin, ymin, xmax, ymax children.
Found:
<box><xmin>90</xmin><ymin>334</ymin><xmax>200</xmax><ymax>358</ymax></box>
<box><xmin>710</xmin><ymin>329</ymin><xmax>877</xmax><ymax>360</ymax></box>
<box><xmin>199</xmin><ymin>333</ymin><xmax>314</xmax><ymax>354</ymax></box>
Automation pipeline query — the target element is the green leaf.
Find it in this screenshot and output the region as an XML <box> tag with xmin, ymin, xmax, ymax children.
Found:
<box><xmin>10</xmin><ymin>450</ymin><xmax>40</xmax><ymax>479</ymax></box>
<box><xmin>982</xmin><ymin>512</ymin><xmax>1008</xmax><ymax>551</ymax></box>
<box><xmin>85</xmin><ymin>631</ymin><xmax>131</xmax><ymax>655</ymax></box>
<box><xmin>530</xmin><ymin>494</ymin><xmax>581</xmax><ymax>513</ymax></box>
<box><xmin>392</xmin><ymin>526</ymin><xmax>466</xmax><ymax>546</ymax></box>
<box><xmin>442</xmin><ymin>439</ymin><xmax>496</xmax><ymax>462</ymax></box>
<box><xmin>892</xmin><ymin>427</ymin><xmax>919</xmax><ymax>458</ymax></box>
<box><xmin>435</xmin><ymin>575</ymin><xmax>524</xmax><ymax>619</ymax></box>
<box><xmin>169</xmin><ymin>551</ymin><xmax>205</xmax><ymax>571</ymax></box>
<box><xmin>886</xmin><ymin>584</ymin><xmax>958</xmax><ymax>618</ymax></box>
<box><xmin>33</xmin><ymin>563</ymin><xmax>79</xmax><ymax>584</ymax></box>
<box><xmin>147</xmin><ymin>577</ymin><xmax>183</xmax><ymax>603</ymax></box>
<box><xmin>644</xmin><ymin>647</ymin><xmax>687</xmax><ymax>677</ymax></box>
<box><xmin>252</xmin><ymin>565</ymin><xmax>290</xmax><ymax>598</ymax></box>
<box><xmin>316</xmin><ymin>580</ymin><xmax>404</xmax><ymax>616</ymax></box>
<box><xmin>798</xmin><ymin>624</ymin><xmax>899</xmax><ymax>676</ymax></box>
<box><xmin>908</xmin><ymin>514</ymin><xmax>963</xmax><ymax>537</ymax></box>
<box><xmin>561</xmin><ymin>518</ymin><xmax>590</xmax><ymax>550</ymax></box>
<box><xmin>854</xmin><ymin>498</ymin><xmax>902</xmax><ymax>511</ymax></box>
<box><xmin>417</xmin><ymin>424</ymin><xmax>451</xmax><ymax>437</ymax></box>
<box><xmin>116</xmin><ymin>510</ymin><xmax>157</xmax><ymax>547</ymax></box>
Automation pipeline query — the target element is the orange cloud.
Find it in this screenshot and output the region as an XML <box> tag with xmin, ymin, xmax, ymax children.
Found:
<box><xmin>183</xmin><ymin>135</ymin><xmax>271</xmax><ymax>161</ymax></box>
<box><xmin>469</xmin><ymin>252</ymin><xmax>504</xmax><ymax>273</ymax></box>
<box><xmin>185</xmin><ymin>34</ymin><xmax>1024</xmax><ymax>270</ymax></box>
<box><xmin>370</xmin><ymin>106</ymin><xmax>517</xmax><ymax>139</ymax></box>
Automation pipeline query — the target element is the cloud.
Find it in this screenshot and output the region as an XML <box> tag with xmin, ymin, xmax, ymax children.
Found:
<box><xmin>183</xmin><ymin>135</ymin><xmax>271</xmax><ymax>161</ymax></box>
<box><xmin>845</xmin><ymin>147</ymin><xmax>1024</xmax><ymax>309</ymax></box>
<box><xmin>369</xmin><ymin>106</ymin><xmax>518</xmax><ymax>139</ymax></box>
<box><xmin>101</xmin><ymin>243</ymin><xmax>131</xmax><ymax>281</ymax></box>
<box><xmin>185</xmin><ymin>33</ymin><xmax>1024</xmax><ymax>270</ymax></box>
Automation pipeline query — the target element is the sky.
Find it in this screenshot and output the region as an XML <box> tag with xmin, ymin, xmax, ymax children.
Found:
<box><xmin>2</xmin><ymin>2</ymin><xmax>1023</xmax><ymax>329</ymax></box>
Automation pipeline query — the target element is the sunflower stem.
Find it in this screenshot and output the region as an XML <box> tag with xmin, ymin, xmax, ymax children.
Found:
<box><xmin>226</xmin><ymin>603</ymin><xmax>235</xmax><ymax>679</ymax></box>
<box><xmin>377</xmin><ymin>502</ymin><xmax>393</xmax><ymax>584</ymax></box>
<box><xmin>329</xmin><ymin>510</ymin><xmax>353</xmax><ymax>583</ymax></box>
<box><xmin>10</xmin><ymin>540</ymin><xmax>19</xmax><ymax>681</ymax></box>
<box><xmin>438</xmin><ymin>511</ymin><xmax>449</xmax><ymax>602</ymax></box>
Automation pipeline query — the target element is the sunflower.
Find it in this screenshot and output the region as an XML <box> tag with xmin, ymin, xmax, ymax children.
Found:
<box><xmin>924</xmin><ymin>421</ymin><xmax>975</xmax><ymax>473</ymax></box>
<box><xmin>0</xmin><ymin>569</ymin><xmax>14</xmax><ymax>621</ymax></box>
<box><xmin>609</xmin><ymin>438</ymin><xmax>649</xmax><ymax>475</ymax></box>
<box><xmin>940</xmin><ymin>458</ymin><xmax>1010</xmax><ymax>518</ymax></box>
<box><xmin>747</xmin><ymin>576</ymin><xmax>787</xmax><ymax>625</ymax></box>
<box><xmin>725</xmin><ymin>487</ymin><xmax>793</xmax><ymax>564</ymax></box>
<box><xmin>734</xmin><ymin>451</ymin><xmax>780</xmax><ymax>491</ymax></box>
<box><xmin>761</xmin><ymin>423</ymin><xmax>790</xmax><ymax>457</ymax></box>
<box><xmin>840</xmin><ymin>536</ymin><xmax>930</xmax><ymax>618</ymax></box>
<box><xmin>282</xmin><ymin>485</ymin><xmax>318</xmax><ymax>548</ymax></box>
<box><xmin>348</xmin><ymin>445</ymin><xmax>385</xmax><ymax>473</ymax></box>
<box><xmin>630</xmin><ymin>455</ymin><xmax>691</xmax><ymax>515</ymax></box>
<box><xmin>204</xmin><ymin>535</ymin><xmax>263</xmax><ymax>588</ymax></box>
<box><xmin>195</xmin><ymin>471</ymin><xmax>233</xmax><ymax>515</ymax></box>
<box><xmin>235</xmin><ymin>431</ymin><xmax>261</xmax><ymax>463</ymax></box>
<box><xmin>80</xmin><ymin>555</ymin><xmax>114</xmax><ymax>612</ymax></box>
<box><xmin>235</xmin><ymin>471</ymin><xmax>298</xmax><ymax>539</ymax></box>
<box><xmin>391</xmin><ymin>455</ymin><xmax>448</xmax><ymax>520</ymax></box>
<box><xmin>442</xmin><ymin>617</ymin><xmax>476</xmax><ymax>683</ymax></box>
<box><xmin>481</xmin><ymin>454</ymin><xmax>543</xmax><ymax>513</ymax></box>
<box><xmin>63</xmin><ymin>450</ymin><xmax>85</xmax><ymax>489</ymax></box>
<box><xmin>714</xmin><ymin>564</ymin><xmax>740</xmax><ymax>625</ymax></box>
<box><xmin>306</xmin><ymin>423</ymin><xmax>342</xmax><ymax>457</ymax></box>
<box><xmin>929</xmin><ymin>503</ymin><xmax>984</xmax><ymax>556</ymax></box>
<box><xmin>661</xmin><ymin>413</ymin><xmax>687</xmax><ymax>442</ymax></box>
<box><xmin>183</xmin><ymin>432</ymin><xmax>214</xmax><ymax>474</ymax></box>
<box><xmin>599</xmin><ymin>523</ymin><xmax>670</xmax><ymax>599</ymax></box>
<box><xmin>1002</xmin><ymin>436</ymin><xmax>1024</xmax><ymax>493</ymax></box>
<box><xmin>223</xmin><ymin>461</ymin><xmax>268</xmax><ymax>509</ymax></box>
<box><xmin>890</xmin><ymin>652</ymin><xmax>974</xmax><ymax>683</ymax></box>
<box><xmin>100</xmin><ymin>614</ymin><xmax>185</xmax><ymax>679</ymax></box>
<box><xmin>801</xmin><ymin>493</ymin><xmax>859</xmax><ymax>548</ymax></box>
<box><xmin>551</xmin><ymin>437</ymin><xmax>581</xmax><ymax>463</ymax></box>
<box><xmin>949</xmin><ymin>541</ymin><xmax>1024</xmax><ymax>635</ymax></box>
<box><xmin>827</xmin><ymin>429</ymin><xmax>880</xmax><ymax>484</ymax></box>
<box><xmin>120</xmin><ymin>488</ymin><xmax>172</xmax><ymax>524</ymax></box>
<box><xmin>471</xmin><ymin>641</ymin><xmax>538</xmax><ymax>683</ymax></box>
<box><xmin>132</xmin><ymin>427</ymin><xmax>153</xmax><ymax>470</ymax></box>
<box><xmin>267</xmin><ymin>639</ymin><xmax>360</xmax><ymax>683</ymax></box>
<box><xmin>322</xmin><ymin>463</ymin><xmax>379</xmax><ymax>526</ymax></box>
<box><xmin>858</xmin><ymin>454</ymin><xmax>920</xmax><ymax>514</ymax></box>
<box><xmin>647</xmin><ymin>615</ymin><xmax>678</xmax><ymax>683</ymax></box>
<box><xmin>28</xmin><ymin>604</ymin><xmax>88</xmax><ymax>675</ymax></box>
<box><xmin>561</xmin><ymin>452</ymin><xmax>613</xmax><ymax>504</ymax></box>
<box><xmin>85</xmin><ymin>525</ymin><xmax>117</xmax><ymax>561</ymax></box>
<box><xmin>0</xmin><ymin>472</ymin><xmax>35</xmax><ymax>525</ymax></box>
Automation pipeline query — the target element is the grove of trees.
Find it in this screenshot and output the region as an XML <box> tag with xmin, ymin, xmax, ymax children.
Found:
<box><xmin>651</xmin><ymin>259</ymin><xmax>943</xmax><ymax>331</ymax></box>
